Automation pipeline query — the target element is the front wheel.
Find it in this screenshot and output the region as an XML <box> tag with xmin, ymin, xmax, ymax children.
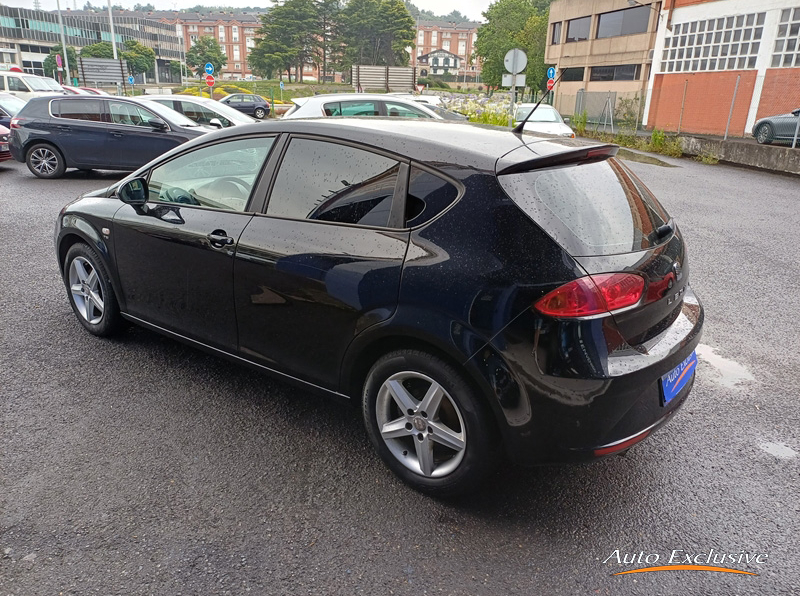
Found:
<box><xmin>63</xmin><ymin>243</ymin><xmax>122</xmax><ymax>337</ymax></box>
<box><xmin>362</xmin><ymin>350</ymin><xmax>500</xmax><ymax>497</ymax></box>
<box><xmin>26</xmin><ymin>143</ymin><xmax>66</xmax><ymax>178</ymax></box>
<box><xmin>755</xmin><ymin>123</ymin><xmax>773</xmax><ymax>144</ymax></box>
<box><xmin>254</xmin><ymin>107</ymin><xmax>267</xmax><ymax>119</ymax></box>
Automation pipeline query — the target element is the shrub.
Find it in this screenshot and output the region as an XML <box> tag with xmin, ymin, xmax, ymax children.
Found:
<box><xmin>650</xmin><ymin>128</ymin><xmax>666</xmax><ymax>150</ymax></box>
<box><xmin>573</xmin><ymin>110</ymin><xmax>588</xmax><ymax>136</ymax></box>
<box><xmin>694</xmin><ymin>150</ymin><xmax>719</xmax><ymax>165</ymax></box>
<box><xmin>663</xmin><ymin>137</ymin><xmax>684</xmax><ymax>157</ymax></box>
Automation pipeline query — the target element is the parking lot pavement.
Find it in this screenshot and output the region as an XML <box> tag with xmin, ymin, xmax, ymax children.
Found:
<box><xmin>1</xmin><ymin>156</ymin><xmax>799</xmax><ymax>595</ymax></box>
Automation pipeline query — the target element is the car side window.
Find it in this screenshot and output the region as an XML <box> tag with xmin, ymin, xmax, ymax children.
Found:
<box><xmin>0</xmin><ymin>78</ymin><xmax>5</xmax><ymax>91</ymax></box>
<box><xmin>241</xmin><ymin>95</ymin><xmax>254</xmax><ymax>103</ymax></box>
<box><xmin>384</xmin><ymin>101</ymin><xmax>430</xmax><ymax>119</ymax></box>
<box><xmin>109</xmin><ymin>101</ymin><xmax>159</xmax><ymax>127</ymax></box>
<box><xmin>148</xmin><ymin>137</ymin><xmax>274</xmax><ymax>212</ymax></box>
<box><xmin>267</xmin><ymin>138</ymin><xmax>401</xmax><ymax>227</ymax></box>
<box><xmin>406</xmin><ymin>166</ymin><xmax>460</xmax><ymax>227</ymax></box>
<box><xmin>7</xmin><ymin>77</ymin><xmax>29</xmax><ymax>92</ymax></box>
<box><xmin>179</xmin><ymin>101</ymin><xmax>229</xmax><ymax>126</ymax></box>
<box><xmin>54</xmin><ymin>99</ymin><xmax>103</xmax><ymax>122</ymax></box>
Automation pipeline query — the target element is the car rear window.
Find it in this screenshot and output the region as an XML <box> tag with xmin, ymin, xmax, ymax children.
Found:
<box><xmin>498</xmin><ymin>158</ymin><xmax>670</xmax><ymax>256</ymax></box>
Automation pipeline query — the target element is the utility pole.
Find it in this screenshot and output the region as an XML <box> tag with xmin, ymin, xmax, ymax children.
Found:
<box><xmin>55</xmin><ymin>0</ymin><xmax>70</xmax><ymax>84</ymax></box>
<box><xmin>107</xmin><ymin>0</ymin><xmax>118</xmax><ymax>59</ymax></box>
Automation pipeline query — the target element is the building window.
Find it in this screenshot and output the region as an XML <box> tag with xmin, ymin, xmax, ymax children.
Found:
<box><xmin>566</xmin><ymin>16</ymin><xmax>591</xmax><ymax>43</ymax></box>
<box><xmin>432</xmin><ymin>31</ymin><xmax>438</xmax><ymax>43</ymax></box>
<box><xmin>590</xmin><ymin>64</ymin><xmax>641</xmax><ymax>81</ymax></box>
<box><xmin>442</xmin><ymin>31</ymin><xmax>450</xmax><ymax>38</ymax></box>
<box><xmin>443</xmin><ymin>40</ymin><xmax>450</xmax><ymax>50</ymax></box>
<box><xmin>596</xmin><ymin>5</ymin><xmax>651</xmax><ymax>39</ymax></box>
<box><xmin>232</xmin><ymin>25</ymin><xmax>239</xmax><ymax>42</ymax></box>
<box><xmin>234</xmin><ymin>63</ymin><xmax>241</xmax><ymax>70</ymax></box>
<box><xmin>459</xmin><ymin>40</ymin><xmax>466</xmax><ymax>54</ymax></box>
<box><xmin>661</xmin><ymin>12</ymin><xmax>765</xmax><ymax>73</ymax></box>
<box><xmin>772</xmin><ymin>7</ymin><xmax>800</xmax><ymax>67</ymax></box>
<box><xmin>418</xmin><ymin>30</ymin><xmax>424</xmax><ymax>43</ymax></box>
<box><xmin>218</xmin><ymin>25</ymin><xmax>225</xmax><ymax>42</ymax></box>
<box><xmin>233</xmin><ymin>46</ymin><xmax>240</xmax><ymax>60</ymax></box>
<box><xmin>561</xmin><ymin>67</ymin><xmax>584</xmax><ymax>81</ymax></box>
<box><xmin>551</xmin><ymin>21</ymin><xmax>562</xmax><ymax>45</ymax></box>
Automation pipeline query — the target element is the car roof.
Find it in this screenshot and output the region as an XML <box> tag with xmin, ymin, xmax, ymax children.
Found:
<box><xmin>205</xmin><ymin>118</ymin><xmax>602</xmax><ymax>170</ymax></box>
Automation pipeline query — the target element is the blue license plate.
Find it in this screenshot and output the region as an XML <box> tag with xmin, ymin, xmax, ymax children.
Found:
<box><xmin>661</xmin><ymin>351</ymin><xmax>697</xmax><ymax>405</ymax></box>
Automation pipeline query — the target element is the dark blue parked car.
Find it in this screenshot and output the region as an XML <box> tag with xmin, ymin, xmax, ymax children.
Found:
<box><xmin>9</xmin><ymin>96</ymin><xmax>208</xmax><ymax>178</ymax></box>
<box><xmin>0</xmin><ymin>93</ymin><xmax>26</xmax><ymax>129</ymax></box>
<box><xmin>218</xmin><ymin>93</ymin><xmax>270</xmax><ymax>119</ymax></box>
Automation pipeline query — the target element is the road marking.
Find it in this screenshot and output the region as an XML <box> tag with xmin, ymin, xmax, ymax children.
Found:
<box><xmin>759</xmin><ymin>442</ymin><xmax>797</xmax><ymax>460</ymax></box>
<box><xmin>696</xmin><ymin>344</ymin><xmax>755</xmax><ymax>388</ymax></box>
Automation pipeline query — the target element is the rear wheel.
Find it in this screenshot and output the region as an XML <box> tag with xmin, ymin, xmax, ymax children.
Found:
<box><xmin>64</xmin><ymin>243</ymin><xmax>122</xmax><ymax>337</ymax></box>
<box><xmin>362</xmin><ymin>350</ymin><xmax>499</xmax><ymax>497</ymax></box>
<box><xmin>254</xmin><ymin>107</ymin><xmax>267</xmax><ymax>119</ymax></box>
<box><xmin>26</xmin><ymin>143</ymin><xmax>66</xmax><ymax>178</ymax></box>
<box><xmin>755</xmin><ymin>123</ymin><xmax>773</xmax><ymax>144</ymax></box>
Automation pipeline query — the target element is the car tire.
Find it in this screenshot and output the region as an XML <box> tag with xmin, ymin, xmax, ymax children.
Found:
<box><xmin>26</xmin><ymin>143</ymin><xmax>66</xmax><ymax>178</ymax></box>
<box><xmin>63</xmin><ymin>243</ymin><xmax>123</xmax><ymax>337</ymax></box>
<box><xmin>755</xmin><ymin>123</ymin><xmax>773</xmax><ymax>145</ymax></box>
<box><xmin>254</xmin><ymin>107</ymin><xmax>266</xmax><ymax>119</ymax></box>
<box><xmin>362</xmin><ymin>349</ymin><xmax>500</xmax><ymax>497</ymax></box>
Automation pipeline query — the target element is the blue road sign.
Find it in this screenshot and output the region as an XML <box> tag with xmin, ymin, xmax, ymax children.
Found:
<box><xmin>547</xmin><ymin>67</ymin><xmax>556</xmax><ymax>79</ymax></box>
<box><xmin>128</xmin><ymin>75</ymin><xmax>135</xmax><ymax>84</ymax></box>
<box><xmin>279</xmin><ymin>81</ymin><xmax>284</xmax><ymax>90</ymax></box>
<box><xmin>205</xmin><ymin>63</ymin><xmax>214</xmax><ymax>75</ymax></box>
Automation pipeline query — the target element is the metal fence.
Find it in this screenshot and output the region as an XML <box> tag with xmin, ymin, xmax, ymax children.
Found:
<box><xmin>554</xmin><ymin>74</ymin><xmax>800</xmax><ymax>146</ymax></box>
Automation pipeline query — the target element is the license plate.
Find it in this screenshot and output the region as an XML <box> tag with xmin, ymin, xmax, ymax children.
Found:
<box><xmin>661</xmin><ymin>351</ymin><xmax>697</xmax><ymax>405</ymax></box>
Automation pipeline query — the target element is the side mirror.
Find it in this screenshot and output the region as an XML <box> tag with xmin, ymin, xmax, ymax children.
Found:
<box><xmin>209</xmin><ymin>117</ymin><xmax>223</xmax><ymax>129</ymax></box>
<box><xmin>148</xmin><ymin>118</ymin><xmax>167</xmax><ymax>130</ymax></box>
<box><xmin>118</xmin><ymin>177</ymin><xmax>148</xmax><ymax>205</ymax></box>
<box><xmin>563</xmin><ymin>117</ymin><xmax>571</xmax><ymax>123</ymax></box>
<box><xmin>793</xmin><ymin>108</ymin><xmax>800</xmax><ymax>116</ymax></box>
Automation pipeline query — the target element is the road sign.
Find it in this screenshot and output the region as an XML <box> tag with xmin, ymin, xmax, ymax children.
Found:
<box><xmin>279</xmin><ymin>81</ymin><xmax>284</xmax><ymax>90</ymax></box>
<box><xmin>502</xmin><ymin>74</ymin><xmax>526</xmax><ymax>87</ymax></box>
<box><xmin>503</xmin><ymin>49</ymin><xmax>527</xmax><ymax>74</ymax></box>
<box><xmin>128</xmin><ymin>75</ymin><xmax>135</xmax><ymax>84</ymax></box>
<box><xmin>416</xmin><ymin>84</ymin><xmax>425</xmax><ymax>93</ymax></box>
<box><xmin>547</xmin><ymin>66</ymin><xmax>556</xmax><ymax>79</ymax></box>
<box><xmin>547</xmin><ymin>78</ymin><xmax>555</xmax><ymax>91</ymax></box>
<box><xmin>205</xmin><ymin>74</ymin><xmax>215</xmax><ymax>87</ymax></box>
<box><xmin>56</xmin><ymin>54</ymin><xmax>62</xmax><ymax>68</ymax></box>
<box><xmin>204</xmin><ymin>63</ymin><xmax>214</xmax><ymax>75</ymax></box>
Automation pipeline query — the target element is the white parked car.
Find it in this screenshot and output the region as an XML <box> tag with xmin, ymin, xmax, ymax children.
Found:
<box><xmin>139</xmin><ymin>95</ymin><xmax>259</xmax><ymax>128</ymax></box>
<box><xmin>0</xmin><ymin>72</ymin><xmax>66</xmax><ymax>101</ymax></box>
<box><xmin>514</xmin><ymin>104</ymin><xmax>575</xmax><ymax>138</ymax></box>
<box><xmin>388</xmin><ymin>92</ymin><xmax>444</xmax><ymax>107</ymax></box>
<box><xmin>282</xmin><ymin>93</ymin><xmax>444</xmax><ymax>120</ymax></box>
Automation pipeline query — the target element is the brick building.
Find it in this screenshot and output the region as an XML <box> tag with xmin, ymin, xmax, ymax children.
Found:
<box><xmin>413</xmin><ymin>20</ymin><xmax>482</xmax><ymax>80</ymax></box>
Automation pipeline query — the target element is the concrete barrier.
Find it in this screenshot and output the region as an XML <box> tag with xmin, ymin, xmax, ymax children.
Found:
<box><xmin>680</xmin><ymin>136</ymin><xmax>800</xmax><ymax>176</ymax></box>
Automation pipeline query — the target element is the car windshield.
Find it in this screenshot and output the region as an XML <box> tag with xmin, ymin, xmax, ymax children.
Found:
<box><xmin>515</xmin><ymin>106</ymin><xmax>562</xmax><ymax>123</ymax></box>
<box><xmin>40</xmin><ymin>77</ymin><xmax>64</xmax><ymax>91</ymax></box>
<box><xmin>22</xmin><ymin>77</ymin><xmax>52</xmax><ymax>91</ymax></box>
<box><xmin>143</xmin><ymin>100</ymin><xmax>201</xmax><ymax>127</ymax></box>
<box><xmin>0</xmin><ymin>94</ymin><xmax>26</xmax><ymax>115</ymax></box>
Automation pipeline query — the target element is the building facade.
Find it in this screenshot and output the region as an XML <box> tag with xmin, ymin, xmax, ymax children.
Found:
<box><xmin>0</xmin><ymin>5</ymin><xmax>182</xmax><ymax>83</ymax></box>
<box><xmin>413</xmin><ymin>20</ymin><xmax>482</xmax><ymax>79</ymax></box>
<box><xmin>417</xmin><ymin>49</ymin><xmax>461</xmax><ymax>76</ymax></box>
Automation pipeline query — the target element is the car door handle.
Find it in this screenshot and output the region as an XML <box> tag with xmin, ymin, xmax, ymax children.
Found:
<box><xmin>112</xmin><ymin>132</ymin><xmax>124</xmax><ymax>137</ymax></box>
<box><xmin>208</xmin><ymin>231</ymin><xmax>234</xmax><ymax>247</ymax></box>
<box><xmin>57</xmin><ymin>125</ymin><xmax>71</xmax><ymax>131</ymax></box>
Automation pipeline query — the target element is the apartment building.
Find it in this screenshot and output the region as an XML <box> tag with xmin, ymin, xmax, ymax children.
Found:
<box><xmin>413</xmin><ymin>20</ymin><xmax>482</xmax><ymax>79</ymax></box>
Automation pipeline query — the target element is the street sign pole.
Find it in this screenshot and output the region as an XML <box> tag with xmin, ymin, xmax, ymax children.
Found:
<box><xmin>504</xmin><ymin>49</ymin><xmax>527</xmax><ymax>128</ymax></box>
<box><xmin>510</xmin><ymin>53</ymin><xmax>517</xmax><ymax>128</ymax></box>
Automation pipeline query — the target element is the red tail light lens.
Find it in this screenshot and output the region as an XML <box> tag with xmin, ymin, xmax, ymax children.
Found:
<box><xmin>10</xmin><ymin>117</ymin><xmax>22</xmax><ymax>129</ymax></box>
<box><xmin>534</xmin><ymin>273</ymin><xmax>645</xmax><ymax>318</ymax></box>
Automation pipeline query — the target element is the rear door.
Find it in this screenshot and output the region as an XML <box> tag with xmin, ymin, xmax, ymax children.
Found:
<box><xmin>233</xmin><ymin>136</ymin><xmax>409</xmax><ymax>389</ymax></box>
<box><xmin>107</xmin><ymin>99</ymin><xmax>183</xmax><ymax>168</ymax></box>
<box><xmin>50</xmin><ymin>98</ymin><xmax>108</xmax><ymax>167</ymax></box>
<box><xmin>113</xmin><ymin>135</ymin><xmax>276</xmax><ymax>350</ymax></box>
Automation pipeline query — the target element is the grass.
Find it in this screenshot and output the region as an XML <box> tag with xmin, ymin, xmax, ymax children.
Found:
<box><xmin>578</xmin><ymin>127</ymin><xmax>685</xmax><ymax>159</ymax></box>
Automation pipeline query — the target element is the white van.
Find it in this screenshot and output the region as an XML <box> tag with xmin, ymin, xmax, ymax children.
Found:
<box><xmin>0</xmin><ymin>72</ymin><xmax>66</xmax><ymax>101</ymax></box>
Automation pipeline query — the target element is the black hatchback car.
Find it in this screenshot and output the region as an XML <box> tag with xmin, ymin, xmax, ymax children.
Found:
<box><xmin>54</xmin><ymin>119</ymin><xmax>703</xmax><ymax>496</ymax></box>
<box><xmin>9</xmin><ymin>96</ymin><xmax>208</xmax><ymax>178</ymax></box>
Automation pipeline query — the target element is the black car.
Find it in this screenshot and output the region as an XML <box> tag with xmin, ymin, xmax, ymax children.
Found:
<box><xmin>54</xmin><ymin>119</ymin><xmax>703</xmax><ymax>496</ymax></box>
<box><xmin>9</xmin><ymin>96</ymin><xmax>208</xmax><ymax>178</ymax></box>
<box><xmin>218</xmin><ymin>93</ymin><xmax>270</xmax><ymax>119</ymax></box>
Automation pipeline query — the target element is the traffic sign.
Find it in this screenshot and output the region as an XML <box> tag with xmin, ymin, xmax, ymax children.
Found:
<box><xmin>128</xmin><ymin>75</ymin><xmax>135</xmax><ymax>84</ymax></box>
<box><xmin>415</xmin><ymin>84</ymin><xmax>425</xmax><ymax>93</ymax></box>
<box><xmin>547</xmin><ymin>78</ymin><xmax>556</xmax><ymax>91</ymax></box>
<box><xmin>56</xmin><ymin>54</ymin><xmax>62</xmax><ymax>68</ymax></box>
<box><xmin>204</xmin><ymin>63</ymin><xmax>214</xmax><ymax>75</ymax></box>
<box><xmin>503</xmin><ymin>48</ymin><xmax>527</xmax><ymax>74</ymax></box>
<box><xmin>205</xmin><ymin>74</ymin><xmax>215</xmax><ymax>87</ymax></box>
<box><xmin>502</xmin><ymin>74</ymin><xmax>526</xmax><ymax>87</ymax></box>
<box><xmin>547</xmin><ymin>66</ymin><xmax>556</xmax><ymax>79</ymax></box>
<box><xmin>279</xmin><ymin>81</ymin><xmax>284</xmax><ymax>90</ymax></box>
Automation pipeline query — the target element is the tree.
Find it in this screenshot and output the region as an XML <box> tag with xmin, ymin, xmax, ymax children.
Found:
<box><xmin>186</xmin><ymin>36</ymin><xmax>227</xmax><ymax>77</ymax></box>
<box><xmin>81</xmin><ymin>41</ymin><xmax>115</xmax><ymax>59</ymax></box>
<box><xmin>122</xmin><ymin>40</ymin><xmax>156</xmax><ymax>77</ymax></box>
<box><xmin>515</xmin><ymin>11</ymin><xmax>549</xmax><ymax>97</ymax></box>
<box><xmin>316</xmin><ymin>0</ymin><xmax>341</xmax><ymax>82</ymax></box>
<box><xmin>251</xmin><ymin>0</ymin><xmax>319</xmax><ymax>82</ymax></box>
<box><xmin>133</xmin><ymin>3</ymin><xmax>155</xmax><ymax>10</ymax></box>
<box><xmin>43</xmin><ymin>44</ymin><xmax>78</xmax><ymax>81</ymax></box>
<box><xmin>337</xmin><ymin>0</ymin><xmax>415</xmax><ymax>70</ymax></box>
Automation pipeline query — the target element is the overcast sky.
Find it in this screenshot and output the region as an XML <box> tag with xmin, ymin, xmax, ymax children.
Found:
<box><xmin>32</xmin><ymin>0</ymin><xmax>491</xmax><ymax>22</ymax></box>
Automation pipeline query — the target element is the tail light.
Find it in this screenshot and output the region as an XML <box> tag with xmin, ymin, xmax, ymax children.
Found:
<box><xmin>10</xmin><ymin>117</ymin><xmax>23</xmax><ymax>129</ymax></box>
<box><xmin>534</xmin><ymin>273</ymin><xmax>645</xmax><ymax>318</ymax></box>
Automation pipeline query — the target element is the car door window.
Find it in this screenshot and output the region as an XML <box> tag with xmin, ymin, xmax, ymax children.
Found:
<box><xmin>384</xmin><ymin>101</ymin><xmax>431</xmax><ymax>118</ymax></box>
<box><xmin>7</xmin><ymin>76</ymin><xmax>29</xmax><ymax>92</ymax></box>
<box><xmin>323</xmin><ymin>101</ymin><xmax>380</xmax><ymax>117</ymax></box>
<box><xmin>0</xmin><ymin>78</ymin><xmax>5</xmax><ymax>91</ymax></box>
<box><xmin>109</xmin><ymin>100</ymin><xmax>159</xmax><ymax>127</ymax></box>
<box><xmin>241</xmin><ymin>95</ymin><xmax>254</xmax><ymax>103</ymax></box>
<box><xmin>148</xmin><ymin>137</ymin><xmax>274</xmax><ymax>212</ymax></box>
<box><xmin>267</xmin><ymin>138</ymin><xmax>400</xmax><ymax>227</ymax></box>
<box><xmin>179</xmin><ymin>101</ymin><xmax>230</xmax><ymax>127</ymax></box>
<box><xmin>54</xmin><ymin>99</ymin><xmax>103</xmax><ymax>121</ymax></box>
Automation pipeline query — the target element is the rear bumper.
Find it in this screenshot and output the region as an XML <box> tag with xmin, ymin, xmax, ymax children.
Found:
<box><xmin>474</xmin><ymin>286</ymin><xmax>704</xmax><ymax>465</ymax></box>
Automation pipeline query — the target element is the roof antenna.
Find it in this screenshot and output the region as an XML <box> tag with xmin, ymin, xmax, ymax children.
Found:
<box><xmin>512</xmin><ymin>67</ymin><xmax>565</xmax><ymax>135</ymax></box>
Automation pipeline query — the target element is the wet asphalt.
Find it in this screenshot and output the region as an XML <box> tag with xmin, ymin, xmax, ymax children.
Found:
<box><xmin>1</xmin><ymin>153</ymin><xmax>798</xmax><ymax>595</ymax></box>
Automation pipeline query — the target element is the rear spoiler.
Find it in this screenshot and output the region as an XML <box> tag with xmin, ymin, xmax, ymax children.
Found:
<box><xmin>496</xmin><ymin>144</ymin><xmax>618</xmax><ymax>176</ymax></box>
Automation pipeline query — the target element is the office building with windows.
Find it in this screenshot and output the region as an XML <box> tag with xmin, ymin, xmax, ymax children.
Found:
<box><xmin>413</xmin><ymin>20</ymin><xmax>482</xmax><ymax>80</ymax></box>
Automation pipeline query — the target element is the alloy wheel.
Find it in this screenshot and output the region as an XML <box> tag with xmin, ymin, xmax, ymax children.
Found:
<box><xmin>375</xmin><ymin>371</ymin><xmax>466</xmax><ymax>478</ymax></box>
<box><xmin>68</xmin><ymin>256</ymin><xmax>104</xmax><ymax>324</ymax></box>
<box><xmin>756</xmin><ymin>125</ymin><xmax>770</xmax><ymax>143</ymax></box>
<box><xmin>29</xmin><ymin>147</ymin><xmax>59</xmax><ymax>176</ymax></box>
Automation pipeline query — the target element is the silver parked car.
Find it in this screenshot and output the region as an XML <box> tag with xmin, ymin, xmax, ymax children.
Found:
<box><xmin>752</xmin><ymin>107</ymin><xmax>800</xmax><ymax>144</ymax></box>
<box><xmin>282</xmin><ymin>93</ymin><xmax>444</xmax><ymax>120</ymax></box>
<box><xmin>139</xmin><ymin>95</ymin><xmax>259</xmax><ymax>128</ymax></box>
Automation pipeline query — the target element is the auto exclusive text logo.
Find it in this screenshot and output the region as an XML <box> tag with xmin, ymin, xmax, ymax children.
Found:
<box><xmin>604</xmin><ymin>549</ymin><xmax>767</xmax><ymax>576</ymax></box>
